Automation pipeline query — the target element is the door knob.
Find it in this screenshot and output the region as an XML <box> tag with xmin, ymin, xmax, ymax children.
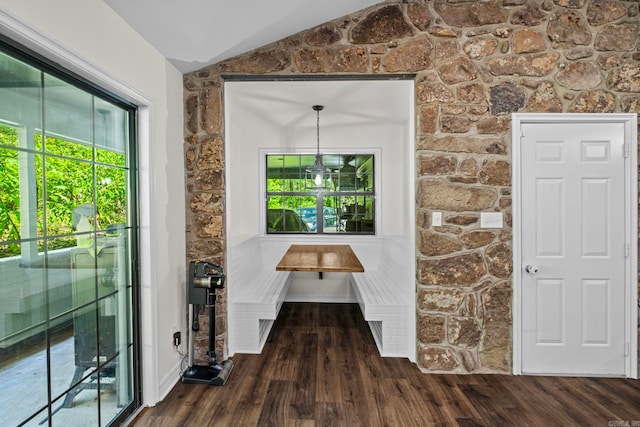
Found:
<box><xmin>525</xmin><ymin>265</ymin><xmax>539</xmax><ymax>274</ymax></box>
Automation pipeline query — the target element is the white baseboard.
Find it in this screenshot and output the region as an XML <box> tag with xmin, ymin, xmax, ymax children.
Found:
<box><xmin>284</xmin><ymin>295</ymin><xmax>356</xmax><ymax>303</ymax></box>
<box><xmin>157</xmin><ymin>357</ymin><xmax>183</xmax><ymax>403</ymax></box>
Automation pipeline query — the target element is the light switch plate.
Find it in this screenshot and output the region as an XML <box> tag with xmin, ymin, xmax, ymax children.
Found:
<box><xmin>432</xmin><ymin>211</ymin><xmax>442</xmax><ymax>227</ymax></box>
<box><xmin>480</xmin><ymin>212</ymin><xmax>503</xmax><ymax>228</ymax></box>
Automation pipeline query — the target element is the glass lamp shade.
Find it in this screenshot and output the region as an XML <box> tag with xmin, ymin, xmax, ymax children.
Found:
<box><xmin>305</xmin><ymin>154</ymin><xmax>332</xmax><ymax>190</ymax></box>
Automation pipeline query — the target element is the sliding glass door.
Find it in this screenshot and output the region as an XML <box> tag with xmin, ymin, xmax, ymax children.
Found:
<box><xmin>0</xmin><ymin>39</ymin><xmax>139</xmax><ymax>426</ymax></box>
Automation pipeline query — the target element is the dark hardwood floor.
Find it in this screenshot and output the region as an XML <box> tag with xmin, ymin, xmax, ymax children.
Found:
<box><xmin>131</xmin><ymin>303</ymin><xmax>640</xmax><ymax>426</ymax></box>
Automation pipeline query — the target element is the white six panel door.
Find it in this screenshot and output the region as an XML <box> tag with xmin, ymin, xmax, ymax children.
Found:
<box><xmin>520</xmin><ymin>121</ymin><xmax>627</xmax><ymax>376</ymax></box>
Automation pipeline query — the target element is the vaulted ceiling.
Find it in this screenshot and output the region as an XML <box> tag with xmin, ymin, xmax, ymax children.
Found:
<box><xmin>103</xmin><ymin>0</ymin><xmax>381</xmax><ymax>74</ymax></box>
<box><xmin>102</xmin><ymin>1</ymin><xmax>408</xmax><ymax>130</ymax></box>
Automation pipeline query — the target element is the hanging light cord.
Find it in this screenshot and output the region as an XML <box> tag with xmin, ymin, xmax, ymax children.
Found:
<box><xmin>316</xmin><ymin>107</ymin><xmax>320</xmax><ymax>155</ymax></box>
<box><xmin>313</xmin><ymin>104</ymin><xmax>324</xmax><ymax>156</ymax></box>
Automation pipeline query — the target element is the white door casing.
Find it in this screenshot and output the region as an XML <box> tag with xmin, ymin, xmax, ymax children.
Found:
<box><xmin>512</xmin><ymin>113</ymin><xmax>637</xmax><ymax>378</ymax></box>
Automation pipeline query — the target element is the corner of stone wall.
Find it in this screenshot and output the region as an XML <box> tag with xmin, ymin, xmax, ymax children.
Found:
<box><xmin>183</xmin><ymin>70</ymin><xmax>228</xmax><ymax>363</ymax></box>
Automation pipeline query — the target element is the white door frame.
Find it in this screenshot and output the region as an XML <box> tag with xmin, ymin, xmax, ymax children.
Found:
<box><xmin>512</xmin><ymin>113</ymin><xmax>638</xmax><ymax>378</ymax></box>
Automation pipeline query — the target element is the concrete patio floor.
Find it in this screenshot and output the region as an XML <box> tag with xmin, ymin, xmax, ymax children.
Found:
<box><xmin>0</xmin><ymin>333</ymin><xmax>120</xmax><ymax>426</ymax></box>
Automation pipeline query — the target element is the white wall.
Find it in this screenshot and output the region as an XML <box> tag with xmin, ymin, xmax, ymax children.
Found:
<box><xmin>225</xmin><ymin>80</ymin><xmax>413</xmax><ymax>301</ymax></box>
<box><xmin>229</xmin><ymin>121</ymin><xmax>409</xmax><ymax>241</ymax></box>
<box><xmin>0</xmin><ymin>0</ymin><xmax>185</xmax><ymax>406</ymax></box>
<box><xmin>226</xmin><ymin>84</ymin><xmax>412</xmax><ymax>246</ymax></box>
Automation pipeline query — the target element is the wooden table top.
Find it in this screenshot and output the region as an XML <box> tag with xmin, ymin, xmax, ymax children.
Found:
<box><xmin>276</xmin><ymin>244</ymin><xmax>364</xmax><ymax>273</ymax></box>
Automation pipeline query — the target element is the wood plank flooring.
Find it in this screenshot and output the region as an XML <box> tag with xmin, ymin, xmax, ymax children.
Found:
<box><xmin>131</xmin><ymin>303</ymin><xmax>640</xmax><ymax>426</ymax></box>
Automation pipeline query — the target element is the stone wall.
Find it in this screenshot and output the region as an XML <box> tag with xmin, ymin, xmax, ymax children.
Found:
<box><xmin>183</xmin><ymin>0</ymin><xmax>640</xmax><ymax>373</ymax></box>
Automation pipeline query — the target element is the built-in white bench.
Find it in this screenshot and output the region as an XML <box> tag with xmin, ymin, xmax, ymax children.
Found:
<box><xmin>349</xmin><ymin>237</ymin><xmax>413</xmax><ymax>358</ymax></box>
<box><xmin>228</xmin><ymin>236</ymin><xmax>413</xmax><ymax>359</ymax></box>
<box><xmin>228</xmin><ymin>238</ymin><xmax>292</xmax><ymax>354</ymax></box>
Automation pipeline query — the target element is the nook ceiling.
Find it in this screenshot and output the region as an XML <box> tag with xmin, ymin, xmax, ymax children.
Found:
<box><xmin>226</xmin><ymin>80</ymin><xmax>412</xmax><ymax>131</ymax></box>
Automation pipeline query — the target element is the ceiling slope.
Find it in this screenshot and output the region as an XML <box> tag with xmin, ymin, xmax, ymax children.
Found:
<box><xmin>103</xmin><ymin>0</ymin><xmax>381</xmax><ymax>73</ymax></box>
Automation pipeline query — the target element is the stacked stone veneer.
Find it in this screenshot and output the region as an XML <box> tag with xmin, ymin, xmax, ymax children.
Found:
<box><xmin>183</xmin><ymin>0</ymin><xmax>640</xmax><ymax>372</ymax></box>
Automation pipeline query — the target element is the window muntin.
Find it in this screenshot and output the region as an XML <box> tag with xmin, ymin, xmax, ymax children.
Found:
<box><xmin>266</xmin><ymin>153</ymin><xmax>375</xmax><ymax>234</ymax></box>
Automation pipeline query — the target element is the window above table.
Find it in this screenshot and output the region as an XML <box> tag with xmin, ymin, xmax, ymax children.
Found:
<box><xmin>265</xmin><ymin>153</ymin><xmax>376</xmax><ymax>235</ymax></box>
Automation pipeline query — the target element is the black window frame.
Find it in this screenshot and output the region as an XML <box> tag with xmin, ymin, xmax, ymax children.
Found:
<box><xmin>265</xmin><ymin>153</ymin><xmax>376</xmax><ymax>235</ymax></box>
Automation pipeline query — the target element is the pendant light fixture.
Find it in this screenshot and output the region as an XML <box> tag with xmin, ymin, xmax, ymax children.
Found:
<box><xmin>305</xmin><ymin>105</ymin><xmax>333</xmax><ymax>190</ymax></box>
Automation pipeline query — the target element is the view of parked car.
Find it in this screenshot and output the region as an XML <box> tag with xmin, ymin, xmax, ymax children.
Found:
<box><xmin>267</xmin><ymin>209</ymin><xmax>309</xmax><ymax>233</ymax></box>
<box><xmin>295</xmin><ymin>206</ymin><xmax>337</xmax><ymax>231</ymax></box>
